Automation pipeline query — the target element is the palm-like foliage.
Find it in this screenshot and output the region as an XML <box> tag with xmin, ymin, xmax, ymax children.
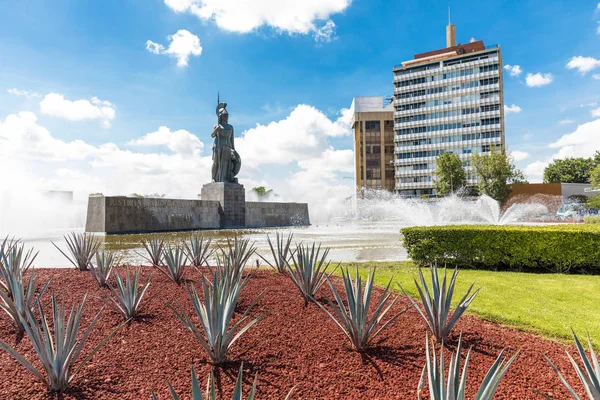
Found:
<box><xmin>0</xmin><ymin>241</ymin><xmax>37</xmax><ymax>297</ymax></box>
<box><xmin>151</xmin><ymin>363</ymin><xmax>257</xmax><ymax>400</ymax></box>
<box><xmin>0</xmin><ymin>293</ymin><xmax>120</xmax><ymax>392</ymax></box>
<box><xmin>0</xmin><ymin>268</ymin><xmax>50</xmax><ymax>334</ymax></box>
<box><xmin>91</xmin><ymin>250</ymin><xmax>117</xmax><ymax>287</ymax></box>
<box><xmin>169</xmin><ymin>269</ymin><xmax>264</xmax><ymax>365</ymax></box>
<box><xmin>286</xmin><ymin>242</ymin><xmax>336</xmax><ymax>306</ymax></box>
<box><xmin>105</xmin><ymin>268</ymin><xmax>151</xmax><ymax>321</ymax></box>
<box><xmin>158</xmin><ymin>246</ymin><xmax>189</xmax><ymax>285</ymax></box>
<box><xmin>184</xmin><ymin>233</ymin><xmax>214</xmax><ymax>268</ymax></box>
<box><xmin>418</xmin><ymin>334</ymin><xmax>518</xmax><ymax>400</ymax></box>
<box><xmin>53</xmin><ymin>232</ymin><xmax>100</xmax><ymax>271</ymax></box>
<box><xmin>141</xmin><ymin>236</ymin><xmax>165</xmax><ymax>267</ymax></box>
<box><xmin>545</xmin><ymin>331</ymin><xmax>600</xmax><ymax>399</ymax></box>
<box><xmin>400</xmin><ymin>264</ymin><xmax>479</xmax><ymax>342</ymax></box>
<box><xmin>259</xmin><ymin>232</ymin><xmax>294</xmax><ymax>273</ymax></box>
<box><xmin>317</xmin><ymin>267</ymin><xmax>405</xmax><ymax>351</ymax></box>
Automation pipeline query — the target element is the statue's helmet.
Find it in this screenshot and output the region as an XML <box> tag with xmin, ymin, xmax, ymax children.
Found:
<box><xmin>216</xmin><ymin>102</ymin><xmax>228</xmax><ymax>118</ymax></box>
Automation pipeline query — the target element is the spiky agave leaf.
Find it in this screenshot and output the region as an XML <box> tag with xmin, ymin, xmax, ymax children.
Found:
<box><xmin>0</xmin><ymin>241</ymin><xmax>37</xmax><ymax>296</ymax></box>
<box><xmin>105</xmin><ymin>267</ymin><xmax>151</xmax><ymax>321</ymax></box>
<box><xmin>317</xmin><ymin>266</ymin><xmax>406</xmax><ymax>351</ymax></box>
<box><xmin>184</xmin><ymin>233</ymin><xmax>214</xmax><ymax>269</ymax></box>
<box><xmin>258</xmin><ymin>231</ymin><xmax>294</xmax><ymax>274</ymax></box>
<box><xmin>91</xmin><ymin>250</ymin><xmax>117</xmax><ymax>287</ymax></box>
<box><xmin>0</xmin><ymin>292</ymin><xmax>123</xmax><ymax>392</ymax></box>
<box><xmin>168</xmin><ymin>269</ymin><xmax>264</xmax><ymax>365</ymax></box>
<box><xmin>52</xmin><ymin>232</ymin><xmax>100</xmax><ymax>271</ymax></box>
<box><xmin>544</xmin><ymin>330</ymin><xmax>600</xmax><ymax>400</ymax></box>
<box><xmin>158</xmin><ymin>246</ymin><xmax>189</xmax><ymax>285</ymax></box>
<box><xmin>219</xmin><ymin>237</ymin><xmax>256</xmax><ymax>283</ymax></box>
<box><xmin>400</xmin><ymin>263</ymin><xmax>479</xmax><ymax>342</ymax></box>
<box><xmin>0</xmin><ymin>268</ymin><xmax>50</xmax><ymax>334</ymax></box>
<box><xmin>285</xmin><ymin>242</ymin><xmax>336</xmax><ymax>306</ymax></box>
<box><xmin>141</xmin><ymin>236</ymin><xmax>166</xmax><ymax>267</ymax></box>
<box><xmin>151</xmin><ymin>363</ymin><xmax>258</xmax><ymax>400</ymax></box>
<box><xmin>417</xmin><ymin>333</ymin><xmax>519</xmax><ymax>400</ymax></box>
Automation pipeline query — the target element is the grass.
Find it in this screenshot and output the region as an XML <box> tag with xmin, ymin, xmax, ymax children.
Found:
<box><xmin>337</xmin><ymin>261</ymin><xmax>600</xmax><ymax>347</ymax></box>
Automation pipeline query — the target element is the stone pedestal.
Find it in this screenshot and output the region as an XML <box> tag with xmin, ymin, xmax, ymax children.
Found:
<box><xmin>201</xmin><ymin>182</ymin><xmax>246</xmax><ymax>228</ymax></box>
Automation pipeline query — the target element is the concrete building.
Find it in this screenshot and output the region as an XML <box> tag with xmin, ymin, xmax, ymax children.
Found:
<box><xmin>392</xmin><ymin>20</ymin><xmax>505</xmax><ymax>196</ymax></box>
<box><xmin>351</xmin><ymin>96</ymin><xmax>395</xmax><ymax>192</ymax></box>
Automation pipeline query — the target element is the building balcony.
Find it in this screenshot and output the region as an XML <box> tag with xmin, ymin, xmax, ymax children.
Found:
<box><xmin>394</xmin><ymin>123</ymin><xmax>502</xmax><ymax>141</ymax></box>
<box><xmin>393</xmin><ymin>70</ymin><xmax>500</xmax><ymax>94</ymax></box>
<box><xmin>393</xmin><ymin>56</ymin><xmax>499</xmax><ymax>81</ymax></box>
<box><xmin>393</xmin><ymin>84</ymin><xmax>500</xmax><ymax>106</ymax></box>
<box><xmin>394</xmin><ymin>109</ymin><xmax>501</xmax><ymax>128</ymax></box>
<box><xmin>392</xmin><ymin>96</ymin><xmax>501</xmax><ymax>117</ymax></box>
<box><xmin>395</xmin><ymin>137</ymin><xmax>502</xmax><ymax>153</ymax></box>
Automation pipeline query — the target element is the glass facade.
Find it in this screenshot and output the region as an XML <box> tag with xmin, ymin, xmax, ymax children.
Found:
<box><xmin>392</xmin><ymin>47</ymin><xmax>504</xmax><ymax>196</ymax></box>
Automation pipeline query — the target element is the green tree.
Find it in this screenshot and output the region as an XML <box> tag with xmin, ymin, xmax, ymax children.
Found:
<box><xmin>587</xmin><ymin>194</ymin><xmax>600</xmax><ymax>210</ymax></box>
<box><xmin>590</xmin><ymin>164</ymin><xmax>600</xmax><ymax>189</ymax></box>
<box><xmin>434</xmin><ymin>152</ymin><xmax>467</xmax><ymax>196</ymax></box>
<box><xmin>543</xmin><ymin>157</ymin><xmax>595</xmax><ymax>183</ymax></box>
<box><xmin>252</xmin><ymin>186</ymin><xmax>273</xmax><ymax>198</ymax></box>
<box><xmin>471</xmin><ymin>147</ymin><xmax>527</xmax><ymax>204</ymax></box>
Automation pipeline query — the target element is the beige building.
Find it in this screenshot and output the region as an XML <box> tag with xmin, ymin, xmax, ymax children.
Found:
<box><xmin>351</xmin><ymin>97</ymin><xmax>395</xmax><ymax>192</ymax></box>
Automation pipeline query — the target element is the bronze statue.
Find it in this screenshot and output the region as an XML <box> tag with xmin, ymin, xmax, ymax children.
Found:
<box><xmin>211</xmin><ymin>100</ymin><xmax>241</xmax><ymax>183</ymax></box>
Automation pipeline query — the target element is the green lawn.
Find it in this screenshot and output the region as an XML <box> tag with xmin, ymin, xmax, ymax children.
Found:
<box><xmin>337</xmin><ymin>261</ymin><xmax>600</xmax><ymax>347</ymax></box>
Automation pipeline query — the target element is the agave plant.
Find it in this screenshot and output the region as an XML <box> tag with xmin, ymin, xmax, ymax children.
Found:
<box><xmin>151</xmin><ymin>363</ymin><xmax>257</xmax><ymax>400</ymax></box>
<box><xmin>0</xmin><ymin>268</ymin><xmax>50</xmax><ymax>334</ymax></box>
<box><xmin>259</xmin><ymin>232</ymin><xmax>294</xmax><ymax>274</ymax></box>
<box><xmin>286</xmin><ymin>242</ymin><xmax>336</xmax><ymax>306</ymax></box>
<box><xmin>0</xmin><ymin>241</ymin><xmax>37</xmax><ymax>297</ymax></box>
<box><xmin>418</xmin><ymin>334</ymin><xmax>519</xmax><ymax>400</ymax></box>
<box><xmin>169</xmin><ymin>269</ymin><xmax>264</xmax><ymax>365</ymax></box>
<box><xmin>400</xmin><ymin>264</ymin><xmax>479</xmax><ymax>342</ymax></box>
<box><xmin>184</xmin><ymin>233</ymin><xmax>214</xmax><ymax>269</ymax></box>
<box><xmin>219</xmin><ymin>237</ymin><xmax>256</xmax><ymax>282</ymax></box>
<box><xmin>91</xmin><ymin>250</ymin><xmax>117</xmax><ymax>287</ymax></box>
<box><xmin>105</xmin><ymin>268</ymin><xmax>151</xmax><ymax>321</ymax></box>
<box><xmin>0</xmin><ymin>293</ymin><xmax>121</xmax><ymax>393</ymax></box>
<box><xmin>141</xmin><ymin>236</ymin><xmax>166</xmax><ymax>267</ymax></box>
<box><xmin>545</xmin><ymin>331</ymin><xmax>600</xmax><ymax>399</ymax></box>
<box><xmin>157</xmin><ymin>246</ymin><xmax>189</xmax><ymax>285</ymax></box>
<box><xmin>53</xmin><ymin>232</ymin><xmax>101</xmax><ymax>271</ymax></box>
<box><xmin>317</xmin><ymin>267</ymin><xmax>405</xmax><ymax>351</ymax></box>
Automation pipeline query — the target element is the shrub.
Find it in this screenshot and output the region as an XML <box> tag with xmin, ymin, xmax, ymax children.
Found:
<box><xmin>168</xmin><ymin>269</ymin><xmax>264</xmax><ymax>365</ymax></box>
<box><xmin>105</xmin><ymin>268</ymin><xmax>151</xmax><ymax>322</ymax></box>
<box><xmin>584</xmin><ymin>215</ymin><xmax>600</xmax><ymax>224</ymax></box>
<box><xmin>91</xmin><ymin>250</ymin><xmax>117</xmax><ymax>287</ymax></box>
<box><xmin>141</xmin><ymin>236</ymin><xmax>165</xmax><ymax>267</ymax></box>
<box><xmin>317</xmin><ymin>267</ymin><xmax>405</xmax><ymax>351</ymax></box>
<box><xmin>545</xmin><ymin>331</ymin><xmax>600</xmax><ymax>399</ymax></box>
<box><xmin>53</xmin><ymin>232</ymin><xmax>100</xmax><ymax>271</ymax></box>
<box><xmin>400</xmin><ymin>264</ymin><xmax>479</xmax><ymax>342</ymax></box>
<box><xmin>286</xmin><ymin>242</ymin><xmax>337</xmax><ymax>306</ymax></box>
<box><xmin>158</xmin><ymin>246</ymin><xmax>189</xmax><ymax>285</ymax></box>
<box><xmin>259</xmin><ymin>232</ymin><xmax>295</xmax><ymax>273</ymax></box>
<box><xmin>0</xmin><ymin>293</ymin><xmax>121</xmax><ymax>393</ymax></box>
<box><xmin>418</xmin><ymin>333</ymin><xmax>518</xmax><ymax>400</ymax></box>
<box><xmin>402</xmin><ymin>225</ymin><xmax>600</xmax><ymax>273</ymax></box>
<box><xmin>184</xmin><ymin>233</ymin><xmax>214</xmax><ymax>268</ymax></box>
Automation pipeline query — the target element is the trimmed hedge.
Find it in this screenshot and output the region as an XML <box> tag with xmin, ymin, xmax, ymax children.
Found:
<box><xmin>401</xmin><ymin>225</ymin><xmax>600</xmax><ymax>273</ymax></box>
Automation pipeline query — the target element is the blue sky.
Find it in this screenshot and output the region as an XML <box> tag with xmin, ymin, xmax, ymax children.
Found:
<box><xmin>1</xmin><ymin>0</ymin><xmax>600</xmax><ymax>211</ymax></box>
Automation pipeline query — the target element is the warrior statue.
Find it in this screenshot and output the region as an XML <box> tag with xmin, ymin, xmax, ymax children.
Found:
<box><xmin>211</xmin><ymin>99</ymin><xmax>241</xmax><ymax>183</ymax></box>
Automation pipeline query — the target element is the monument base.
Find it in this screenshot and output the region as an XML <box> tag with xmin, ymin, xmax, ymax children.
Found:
<box><xmin>201</xmin><ymin>182</ymin><xmax>245</xmax><ymax>228</ymax></box>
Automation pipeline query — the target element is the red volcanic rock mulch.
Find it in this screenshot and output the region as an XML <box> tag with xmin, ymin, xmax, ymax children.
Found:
<box><xmin>0</xmin><ymin>266</ymin><xmax>586</xmax><ymax>399</ymax></box>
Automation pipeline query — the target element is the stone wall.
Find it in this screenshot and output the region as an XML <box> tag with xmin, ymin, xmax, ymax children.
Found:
<box><xmin>86</xmin><ymin>196</ymin><xmax>221</xmax><ymax>234</ymax></box>
<box><xmin>245</xmin><ymin>202</ymin><xmax>310</xmax><ymax>228</ymax></box>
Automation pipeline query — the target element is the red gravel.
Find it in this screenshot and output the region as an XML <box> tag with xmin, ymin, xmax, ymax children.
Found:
<box><xmin>0</xmin><ymin>266</ymin><xmax>586</xmax><ymax>399</ymax></box>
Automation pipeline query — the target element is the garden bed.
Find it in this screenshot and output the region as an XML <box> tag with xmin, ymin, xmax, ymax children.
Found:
<box><xmin>0</xmin><ymin>266</ymin><xmax>585</xmax><ymax>399</ymax></box>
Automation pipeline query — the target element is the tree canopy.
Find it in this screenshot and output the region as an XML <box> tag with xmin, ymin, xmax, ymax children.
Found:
<box><xmin>252</xmin><ymin>186</ymin><xmax>273</xmax><ymax>197</ymax></box>
<box><xmin>434</xmin><ymin>152</ymin><xmax>467</xmax><ymax>196</ymax></box>
<box><xmin>471</xmin><ymin>148</ymin><xmax>527</xmax><ymax>204</ymax></box>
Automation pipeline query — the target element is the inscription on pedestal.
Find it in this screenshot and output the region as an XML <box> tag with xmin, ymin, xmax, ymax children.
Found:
<box><xmin>201</xmin><ymin>182</ymin><xmax>246</xmax><ymax>228</ymax></box>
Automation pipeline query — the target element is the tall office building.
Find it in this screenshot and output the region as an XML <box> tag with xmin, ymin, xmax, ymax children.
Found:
<box><xmin>351</xmin><ymin>96</ymin><xmax>395</xmax><ymax>193</ymax></box>
<box><xmin>392</xmin><ymin>21</ymin><xmax>505</xmax><ymax>196</ymax></box>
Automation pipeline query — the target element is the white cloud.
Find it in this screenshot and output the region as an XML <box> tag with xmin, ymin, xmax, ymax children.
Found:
<box><xmin>525</xmin><ymin>72</ymin><xmax>553</xmax><ymax>87</ymax></box>
<box><xmin>39</xmin><ymin>93</ymin><xmax>116</xmax><ymax>128</ymax></box>
<box><xmin>511</xmin><ymin>151</ymin><xmax>529</xmax><ymax>162</ymax></box>
<box><xmin>128</xmin><ymin>126</ymin><xmax>204</xmax><ymax>156</ymax></box>
<box><xmin>503</xmin><ymin>64</ymin><xmax>522</xmax><ymax>77</ymax></box>
<box><xmin>163</xmin><ymin>0</ymin><xmax>350</xmax><ymax>42</ymax></box>
<box><xmin>593</xmin><ymin>74</ymin><xmax>600</xmax><ymax>80</ymax></box>
<box><xmin>524</xmin><ymin>160</ymin><xmax>547</xmax><ymax>183</ymax></box>
<box><xmin>559</xmin><ymin>119</ymin><xmax>574</xmax><ymax>124</ymax></box>
<box><xmin>7</xmin><ymin>88</ymin><xmax>41</xmax><ymax>98</ymax></box>
<box><xmin>504</xmin><ymin>104</ymin><xmax>522</xmax><ymax>114</ymax></box>
<box><xmin>566</xmin><ymin>56</ymin><xmax>600</xmax><ymax>74</ymax></box>
<box><xmin>592</xmin><ymin>107</ymin><xmax>600</xmax><ymax>117</ymax></box>
<box><xmin>314</xmin><ymin>20</ymin><xmax>336</xmax><ymax>43</ymax></box>
<box><xmin>146</xmin><ymin>29</ymin><xmax>202</xmax><ymax>67</ymax></box>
